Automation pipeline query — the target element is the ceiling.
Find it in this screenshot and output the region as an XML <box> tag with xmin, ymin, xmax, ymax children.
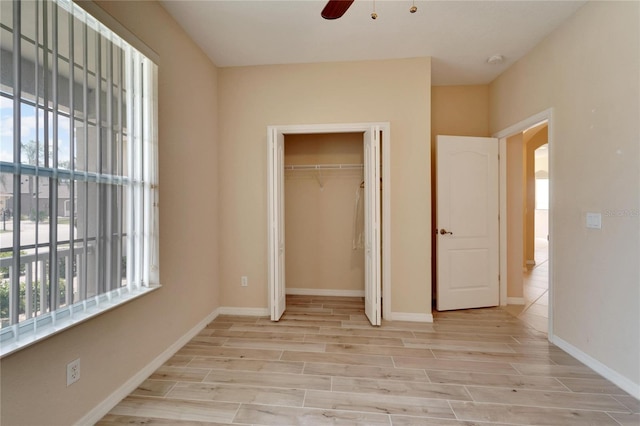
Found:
<box><xmin>159</xmin><ymin>0</ymin><xmax>586</xmax><ymax>86</ymax></box>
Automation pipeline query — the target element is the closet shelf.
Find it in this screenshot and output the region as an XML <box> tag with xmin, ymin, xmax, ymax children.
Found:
<box><xmin>284</xmin><ymin>163</ymin><xmax>363</xmax><ymax>171</ymax></box>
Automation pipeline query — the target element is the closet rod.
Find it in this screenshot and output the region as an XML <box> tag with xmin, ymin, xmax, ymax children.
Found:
<box><xmin>284</xmin><ymin>163</ymin><xmax>363</xmax><ymax>171</ymax></box>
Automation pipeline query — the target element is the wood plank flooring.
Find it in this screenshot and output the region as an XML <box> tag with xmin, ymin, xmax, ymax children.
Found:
<box><xmin>504</xmin><ymin>238</ymin><xmax>550</xmax><ymax>334</ymax></box>
<box><xmin>98</xmin><ymin>295</ymin><xmax>639</xmax><ymax>426</ymax></box>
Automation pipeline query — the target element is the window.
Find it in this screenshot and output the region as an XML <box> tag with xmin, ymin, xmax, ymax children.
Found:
<box><xmin>0</xmin><ymin>0</ymin><xmax>159</xmax><ymax>356</ymax></box>
<box><xmin>535</xmin><ymin>178</ymin><xmax>549</xmax><ymax>210</ymax></box>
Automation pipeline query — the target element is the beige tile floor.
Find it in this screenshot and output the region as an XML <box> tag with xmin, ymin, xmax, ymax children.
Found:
<box><xmin>98</xmin><ymin>294</ymin><xmax>638</xmax><ymax>426</ymax></box>
<box><xmin>505</xmin><ymin>238</ymin><xmax>549</xmax><ymax>333</ymax></box>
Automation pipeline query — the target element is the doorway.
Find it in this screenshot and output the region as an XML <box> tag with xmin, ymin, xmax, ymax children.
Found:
<box><xmin>496</xmin><ymin>109</ymin><xmax>553</xmax><ymax>338</ymax></box>
<box><xmin>518</xmin><ymin>137</ymin><xmax>550</xmax><ymax>333</ymax></box>
<box><xmin>283</xmin><ymin>133</ymin><xmax>365</xmax><ymax>298</ymax></box>
<box><xmin>267</xmin><ymin>123</ymin><xmax>391</xmax><ymax>326</ymax></box>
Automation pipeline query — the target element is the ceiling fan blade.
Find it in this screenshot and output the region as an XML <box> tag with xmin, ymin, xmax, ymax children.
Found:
<box><xmin>321</xmin><ymin>0</ymin><xmax>355</xmax><ymax>20</ymax></box>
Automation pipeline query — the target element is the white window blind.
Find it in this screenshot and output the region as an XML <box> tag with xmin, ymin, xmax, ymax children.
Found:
<box><xmin>0</xmin><ymin>0</ymin><xmax>159</xmax><ymax>357</ymax></box>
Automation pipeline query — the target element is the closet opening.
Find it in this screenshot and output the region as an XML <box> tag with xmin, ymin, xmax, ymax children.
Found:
<box><xmin>267</xmin><ymin>123</ymin><xmax>390</xmax><ymax>326</ymax></box>
<box><xmin>284</xmin><ymin>133</ymin><xmax>366</xmax><ymax>299</ymax></box>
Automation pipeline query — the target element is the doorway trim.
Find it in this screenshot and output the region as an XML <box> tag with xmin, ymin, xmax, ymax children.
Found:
<box><xmin>493</xmin><ymin>108</ymin><xmax>554</xmax><ymax>339</ymax></box>
<box><xmin>267</xmin><ymin>122</ymin><xmax>391</xmax><ymax>320</ymax></box>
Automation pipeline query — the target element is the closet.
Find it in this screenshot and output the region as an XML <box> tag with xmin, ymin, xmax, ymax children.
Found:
<box><xmin>267</xmin><ymin>123</ymin><xmax>387</xmax><ymax>325</ymax></box>
<box><xmin>284</xmin><ymin>133</ymin><xmax>365</xmax><ymax>296</ymax></box>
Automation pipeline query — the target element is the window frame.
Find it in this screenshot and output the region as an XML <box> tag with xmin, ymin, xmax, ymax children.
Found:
<box><xmin>0</xmin><ymin>0</ymin><xmax>159</xmax><ymax>358</ymax></box>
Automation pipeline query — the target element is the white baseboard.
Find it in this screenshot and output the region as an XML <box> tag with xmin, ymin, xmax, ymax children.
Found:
<box><xmin>387</xmin><ymin>312</ymin><xmax>433</xmax><ymax>323</ymax></box>
<box><xmin>507</xmin><ymin>297</ymin><xmax>526</xmax><ymax>305</ymax></box>
<box><xmin>551</xmin><ymin>335</ymin><xmax>640</xmax><ymax>399</ymax></box>
<box><xmin>217</xmin><ymin>306</ymin><xmax>270</xmax><ymax>316</ymax></box>
<box><xmin>286</xmin><ymin>288</ymin><xmax>365</xmax><ymax>297</ymax></box>
<box><xmin>76</xmin><ymin>309</ymin><xmax>219</xmax><ymax>426</ymax></box>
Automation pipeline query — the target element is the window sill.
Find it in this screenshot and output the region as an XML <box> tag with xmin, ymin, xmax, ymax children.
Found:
<box><xmin>0</xmin><ymin>285</ymin><xmax>161</xmax><ymax>358</ymax></box>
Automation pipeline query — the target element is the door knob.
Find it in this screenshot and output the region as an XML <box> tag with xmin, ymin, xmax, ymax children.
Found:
<box><xmin>440</xmin><ymin>229</ymin><xmax>453</xmax><ymax>235</ymax></box>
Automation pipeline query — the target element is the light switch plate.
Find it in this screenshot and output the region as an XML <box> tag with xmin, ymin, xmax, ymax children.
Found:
<box><xmin>586</xmin><ymin>212</ymin><xmax>602</xmax><ymax>229</ymax></box>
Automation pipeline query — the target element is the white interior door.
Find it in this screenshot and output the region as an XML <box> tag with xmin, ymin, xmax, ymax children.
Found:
<box><xmin>268</xmin><ymin>128</ymin><xmax>286</xmax><ymax>320</ymax></box>
<box><xmin>436</xmin><ymin>135</ymin><xmax>499</xmax><ymax>311</ymax></box>
<box><xmin>364</xmin><ymin>128</ymin><xmax>381</xmax><ymax>325</ymax></box>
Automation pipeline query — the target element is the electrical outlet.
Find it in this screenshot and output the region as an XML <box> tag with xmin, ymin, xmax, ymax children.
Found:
<box><xmin>241</xmin><ymin>276</ymin><xmax>248</xmax><ymax>287</ymax></box>
<box><xmin>67</xmin><ymin>358</ymin><xmax>81</xmax><ymax>386</ymax></box>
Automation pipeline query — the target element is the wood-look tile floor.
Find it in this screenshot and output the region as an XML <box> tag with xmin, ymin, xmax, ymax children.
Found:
<box><xmin>505</xmin><ymin>238</ymin><xmax>550</xmax><ymax>334</ymax></box>
<box><xmin>98</xmin><ymin>295</ymin><xmax>639</xmax><ymax>426</ymax></box>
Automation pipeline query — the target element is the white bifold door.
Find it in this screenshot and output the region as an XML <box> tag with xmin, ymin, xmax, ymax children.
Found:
<box><xmin>363</xmin><ymin>129</ymin><xmax>381</xmax><ymax>325</ymax></box>
<box><xmin>268</xmin><ymin>128</ymin><xmax>286</xmax><ymax>320</ymax></box>
<box><xmin>268</xmin><ymin>125</ymin><xmax>382</xmax><ymax>325</ymax></box>
<box><xmin>436</xmin><ymin>135</ymin><xmax>499</xmax><ymax>311</ymax></box>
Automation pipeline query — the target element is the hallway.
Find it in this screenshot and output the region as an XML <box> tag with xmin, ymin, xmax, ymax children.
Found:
<box><xmin>505</xmin><ymin>238</ymin><xmax>549</xmax><ymax>333</ymax></box>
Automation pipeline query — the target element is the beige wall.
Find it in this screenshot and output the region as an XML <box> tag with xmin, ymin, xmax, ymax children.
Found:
<box><xmin>218</xmin><ymin>58</ymin><xmax>431</xmax><ymax>315</ymax></box>
<box><xmin>506</xmin><ymin>133</ymin><xmax>524</xmax><ymax>298</ymax></box>
<box><xmin>490</xmin><ymin>1</ymin><xmax>639</xmax><ymax>389</ymax></box>
<box><xmin>431</xmin><ymin>85</ymin><xmax>490</xmax><ymax>139</ymax></box>
<box><xmin>285</xmin><ymin>133</ymin><xmax>363</xmax><ymax>165</ymax></box>
<box><xmin>430</xmin><ymin>85</ymin><xmax>490</xmax><ymax>299</ymax></box>
<box><xmin>284</xmin><ymin>133</ymin><xmax>364</xmax><ymax>292</ymax></box>
<box><xmin>0</xmin><ymin>1</ymin><xmax>220</xmax><ymax>424</ymax></box>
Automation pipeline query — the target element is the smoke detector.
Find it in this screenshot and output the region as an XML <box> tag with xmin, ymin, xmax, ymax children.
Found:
<box><xmin>487</xmin><ymin>55</ymin><xmax>504</xmax><ymax>65</ymax></box>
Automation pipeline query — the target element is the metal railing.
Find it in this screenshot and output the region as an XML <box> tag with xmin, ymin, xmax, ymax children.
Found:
<box><xmin>0</xmin><ymin>242</ymin><xmax>95</xmax><ymax>327</ymax></box>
